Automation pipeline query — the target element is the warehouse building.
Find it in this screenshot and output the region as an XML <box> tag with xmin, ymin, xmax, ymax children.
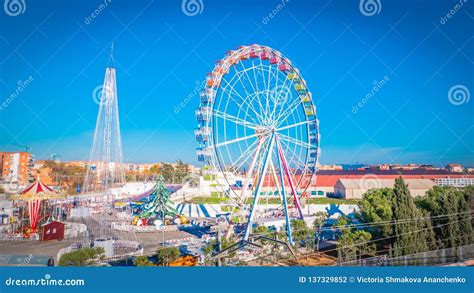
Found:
<box><xmin>334</xmin><ymin>178</ymin><xmax>436</xmax><ymax>199</ymax></box>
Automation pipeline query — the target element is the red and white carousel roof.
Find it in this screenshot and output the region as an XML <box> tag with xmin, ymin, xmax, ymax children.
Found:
<box><xmin>10</xmin><ymin>177</ymin><xmax>62</xmax><ymax>200</ymax></box>
<box><xmin>20</xmin><ymin>179</ymin><xmax>55</xmax><ymax>195</ymax></box>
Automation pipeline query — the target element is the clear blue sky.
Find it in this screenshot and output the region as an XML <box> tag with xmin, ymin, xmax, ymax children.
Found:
<box><xmin>0</xmin><ymin>0</ymin><xmax>472</xmax><ymax>166</ymax></box>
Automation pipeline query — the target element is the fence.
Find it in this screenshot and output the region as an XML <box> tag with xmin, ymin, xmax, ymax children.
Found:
<box><xmin>57</xmin><ymin>239</ymin><xmax>143</xmax><ymax>264</ymax></box>
<box><xmin>111</xmin><ymin>222</ymin><xmax>178</xmax><ymax>233</ymax></box>
<box><xmin>339</xmin><ymin>244</ymin><xmax>474</xmax><ymax>266</ymax></box>
<box><xmin>0</xmin><ymin>233</ymin><xmax>38</xmax><ymax>241</ymax></box>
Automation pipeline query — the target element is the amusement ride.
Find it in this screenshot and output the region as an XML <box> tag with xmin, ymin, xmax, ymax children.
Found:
<box><xmin>195</xmin><ymin>44</ymin><xmax>320</xmax><ymax>244</ymax></box>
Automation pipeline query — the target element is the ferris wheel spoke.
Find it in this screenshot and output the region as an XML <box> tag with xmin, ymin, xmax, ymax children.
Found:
<box><xmin>213</xmin><ymin>132</ymin><xmax>264</xmax><ymax>148</ymax></box>
<box><xmin>268</xmin><ymin>63</ymin><xmax>285</xmax><ymax>122</ymax></box>
<box><xmin>258</xmin><ymin>59</ymin><xmax>271</xmax><ymax>118</ymax></box>
<box><xmin>240</xmin><ymin>138</ymin><xmax>265</xmax><ymax>200</ymax></box>
<box><xmin>271</xmin><ymin>81</ymin><xmax>295</xmax><ymax>124</ymax></box>
<box><xmin>237</xmin><ymin>59</ymin><xmax>259</xmax><ymax>95</ymax></box>
<box><xmin>213</xmin><ymin>109</ymin><xmax>259</xmax><ymax>130</ymax></box>
<box><xmin>227</xmin><ymin>138</ymin><xmax>260</xmax><ymax>171</ymax></box>
<box><xmin>278</xmin><ymin>133</ymin><xmax>313</xmax><ymax>149</ymax></box>
<box><xmin>274</xmin><ymin>93</ymin><xmax>304</xmax><ymax>126</ymax></box>
<box><xmin>265</xmin><ymin>62</ymin><xmax>273</xmax><ymax>118</ymax></box>
<box><xmin>232</xmin><ymin>67</ymin><xmax>263</xmax><ymax>125</ymax></box>
<box><xmin>235</xmin><ymin>60</ymin><xmax>267</xmax><ymax>124</ymax></box>
<box><xmin>276</xmin><ymin>120</ymin><xmax>312</xmax><ymax>132</ymax></box>
<box><xmin>251</xmin><ymin>62</ymin><xmax>270</xmax><ymax>120</ymax></box>
<box><xmin>279</xmin><ymin>139</ymin><xmax>308</xmax><ymax>171</ymax></box>
<box><xmin>220</xmin><ymin>77</ymin><xmax>265</xmax><ymax>124</ymax></box>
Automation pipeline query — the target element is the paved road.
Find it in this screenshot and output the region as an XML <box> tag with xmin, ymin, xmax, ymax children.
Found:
<box><xmin>71</xmin><ymin>213</ymin><xmax>197</xmax><ymax>255</ymax></box>
<box><xmin>0</xmin><ymin>240</ymin><xmax>75</xmax><ymax>264</ymax></box>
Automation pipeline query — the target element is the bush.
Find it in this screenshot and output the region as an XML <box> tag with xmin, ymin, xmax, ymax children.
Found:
<box><xmin>58</xmin><ymin>247</ymin><xmax>105</xmax><ymax>266</ymax></box>
<box><xmin>156</xmin><ymin>247</ymin><xmax>180</xmax><ymax>266</ymax></box>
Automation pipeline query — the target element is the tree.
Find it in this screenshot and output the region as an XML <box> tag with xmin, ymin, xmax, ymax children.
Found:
<box><xmin>135</xmin><ymin>255</ymin><xmax>154</xmax><ymax>266</ymax></box>
<box><xmin>138</xmin><ymin>175</ymin><xmax>178</xmax><ymax>221</ymax></box>
<box><xmin>202</xmin><ymin>237</ymin><xmax>237</xmax><ymax>266</ymax></box>
<box><xmin>390</xmin><ymin>177</ymin><xmax>433</xmax><ymax>257</ymax></box>
<box><xmin>174</xmin><ymin>160</ymin><xmax>190</xmax><ymax>183</ymax></box>
<box><xmin>313</xmin><ymin>211</ymin><xmax>327</xmax><ymax>251</ymax></box>
<box><xmin>356</xmin><ymin>177</ymin><xmax>437</xmax><ymax>257</ymax></box>
<box><xmin>337</xmin><ymin>230</ymin><xmax>376</xmax><ymax>263</ymax></box>
<box><xmin>253</xmin><ymin>225</ymin><xmax>272</xmax><ymax>245</ymax></box>
<box><xmin>58</xmin><ymin>247</ymin><xmax>105</xmax><ymax>266</ymax></box>
<box><xmin>290</xmin><ymin>219</ymin><xmax>311</xmax><ymax>248</ymax></box>
<box><xmin>42</xmin><ymin>160</ymin><xmax>86</xmax><ymax>194</ymax></box>
<box><xmin>160</xmin><ymin>163</ymin><xmax>175</xmax><ymax>183</ymax></box>
<box><xmin>415</xmin><ymin>185</ymin><xmax>473</xmax><ymax>248</ymax></box>
<box><xmin>156</xmin><ymin>247</ymin><xmax>180</xmax><ymax>266</ymax></box>
<box><xmin>357</xmin><ymin>188</ymin><xmax>393</xmax><ymax>239</ymax></box>
<box><xmin>149</xmin><ymin>164</ymin><xmax>161</xmax><ymax>175</ymax></box>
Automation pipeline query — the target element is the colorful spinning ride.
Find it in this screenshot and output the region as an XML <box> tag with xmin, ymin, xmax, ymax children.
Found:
<box><xmin>195</xmin><ymin>44</ymin><xmax>320</xmax><ymax>243</ymax></box>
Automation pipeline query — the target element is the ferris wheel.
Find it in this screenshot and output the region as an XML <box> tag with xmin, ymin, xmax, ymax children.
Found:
<box><xmin>195</xmin><ymin>44</ymin><xmax>320</xmax><ymax>242</ymax></box>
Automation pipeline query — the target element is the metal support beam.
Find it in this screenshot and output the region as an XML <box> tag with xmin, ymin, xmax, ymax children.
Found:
<box><xmin>276</xmin><ymin>135</ymin><xmax>304</xmax><ymax>219</ymax></box>
<box><xmin>275</xmin><ymin>136</ymin><xmax>293</xmax><ymax>245</ymax></box>
<box><xmin>243</xmin><ymin>133</ymin><xmax>276</xmax><ymax>240</ymax></box>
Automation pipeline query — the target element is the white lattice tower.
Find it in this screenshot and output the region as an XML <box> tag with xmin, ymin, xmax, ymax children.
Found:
<box><xmin>83</xmin><ymin>46</ymin><xmax>125</xmax><ymax>193</ymax></box>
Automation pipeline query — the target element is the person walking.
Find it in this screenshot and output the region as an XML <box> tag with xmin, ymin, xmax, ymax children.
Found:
<box><xmin>47</xmin><ymin>256</ymin><xmax>54</xmax><ymax>266</ymax></box>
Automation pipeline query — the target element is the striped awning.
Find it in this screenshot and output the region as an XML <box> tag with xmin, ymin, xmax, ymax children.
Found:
<box><xmin>9</xmin><ymin>177</ymin><xmax>62</xmax><ymax>200</ymax></box>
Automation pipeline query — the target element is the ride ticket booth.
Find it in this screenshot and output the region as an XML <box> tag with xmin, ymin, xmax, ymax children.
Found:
<box><xmin>41</xmin><ymin>221</ymin><xmax>65</xmax><ymax>241</ymax></box>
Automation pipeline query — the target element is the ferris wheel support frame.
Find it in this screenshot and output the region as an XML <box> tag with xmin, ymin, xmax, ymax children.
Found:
<box><xmin>276</xmin><ymin>135</ymin><xmax>293</xmax><ymax>244</ymax></box>
<box><xmin>242</xmin><ymin>132</ymin><xmax>306</xmax><ymax>243</ymax></box>
<box><xmin>243</xmin><ymin>133</ymin><xmax>276</xmax><ymax>240</ymax></box>
<box><xmin>276</xmin><ymin>135</ymin><xmax>304</xmax><ymax>219</ymax></box>
<box><xmin>239</xmin><ymin>138</ymin><xmax>264</xmax><ymax>201</ymax></box>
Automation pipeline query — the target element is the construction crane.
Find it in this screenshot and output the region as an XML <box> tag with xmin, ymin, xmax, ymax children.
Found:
<box><xmin>11</xmin><ymin>143</ymin><xmax>31</xmax><ymax>153</ymax></box>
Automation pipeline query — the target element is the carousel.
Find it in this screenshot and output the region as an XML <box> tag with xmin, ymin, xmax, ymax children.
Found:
<box><xmin>9</xmin><ymin>176</ymin><xmax>64</xmax><ymax>238</ymax></box>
